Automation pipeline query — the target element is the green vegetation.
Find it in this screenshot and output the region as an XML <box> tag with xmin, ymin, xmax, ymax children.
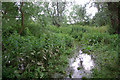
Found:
<box><xmin>3</xmin><ymin>24</ymin><xmax>119</xmax><ymax>78</ymax></box>
<box><xmin>2</xmin><ymin>1</ymin><xmax>119</xmax><ymax>79</ymax></box>
<box><xmin>70</xmin><ymin>26</ymin><xmax>119</xmax><ymax>78</ymax></box>
<box><xmin>48</xmin><ymin>25</ymin><xmax>119</xmax><ymax>78</ymax></box>
<box><xmin>2</xmin><ymin>25</ymin><xmax>74</xmax><ymax>78</ymax></box>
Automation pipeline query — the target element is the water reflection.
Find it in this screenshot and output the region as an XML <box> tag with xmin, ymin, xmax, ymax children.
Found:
<box><xmin>69</xmin><ymin>50</ymin><xmax>94</xmax><ymax>78</ymax></box>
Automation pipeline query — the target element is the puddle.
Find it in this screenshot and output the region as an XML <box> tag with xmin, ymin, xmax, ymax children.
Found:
<box><xmin>67</xmin><ymin>48</ymin><xmax>95</xmax><ymax>78</ymax></box>
<box><xmin>52</xmin><ymin>42</ymin><xmax>95</xmax><ymax>78</ymax></box>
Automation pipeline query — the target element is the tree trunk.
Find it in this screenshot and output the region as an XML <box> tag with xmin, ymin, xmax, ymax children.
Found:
<box><xmin>19</xmin><ymin>2</ymin><xmax>23</xmax><ymax>35</ymax></box>
<box><xmin>107</xmin><ymin>2</ymin><xmax>119</xmax><ymax>34</ymax></box>
<box><xmin>118</xmin><ymin>2</ymin><xmax>120</xmax><ymax>34</ymax></box>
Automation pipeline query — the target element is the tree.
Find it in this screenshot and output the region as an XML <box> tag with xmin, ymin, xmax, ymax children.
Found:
<box><xmin>69</xmin><ymin>4</ymin><xmax>89</xmax><ymax>25</ymax></box>
<box><xmin>107</xmin><ymin>2</ymin><xmax>119</xmax><ymax>34</ymax></box>
<box><xmin>44</xmin><ymin>2</ymin><xmax>67</xmax><ymax>27</ymax></box>
<box><xmin>2</xmin><ymin>2</ymin><xmax>19</xmax><ymax>36</ymax></box>
<box><xmin>19</xmin><ymin>2</ymin><xmax>23</xmax><ymax>35</ymax></box>
<box><xmin>93</xmin><ymin>2</ymin><xmax>119</xmax><ymax>34</ymax></box>
<box><xmin>92</xmin><ymin>11</ymin><xmax>109</xmax><ymax>27</ymax></box>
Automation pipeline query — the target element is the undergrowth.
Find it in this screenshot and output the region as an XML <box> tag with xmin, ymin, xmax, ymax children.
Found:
<box><xmin>2</xmin><ymin>24</ymin><xmax>119</xmax><ymax>78</ymax></box>
<box><xmin>48</xmin><ymin>25</ymin><xmax>119</xmax><ymax>78</ymax></box>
